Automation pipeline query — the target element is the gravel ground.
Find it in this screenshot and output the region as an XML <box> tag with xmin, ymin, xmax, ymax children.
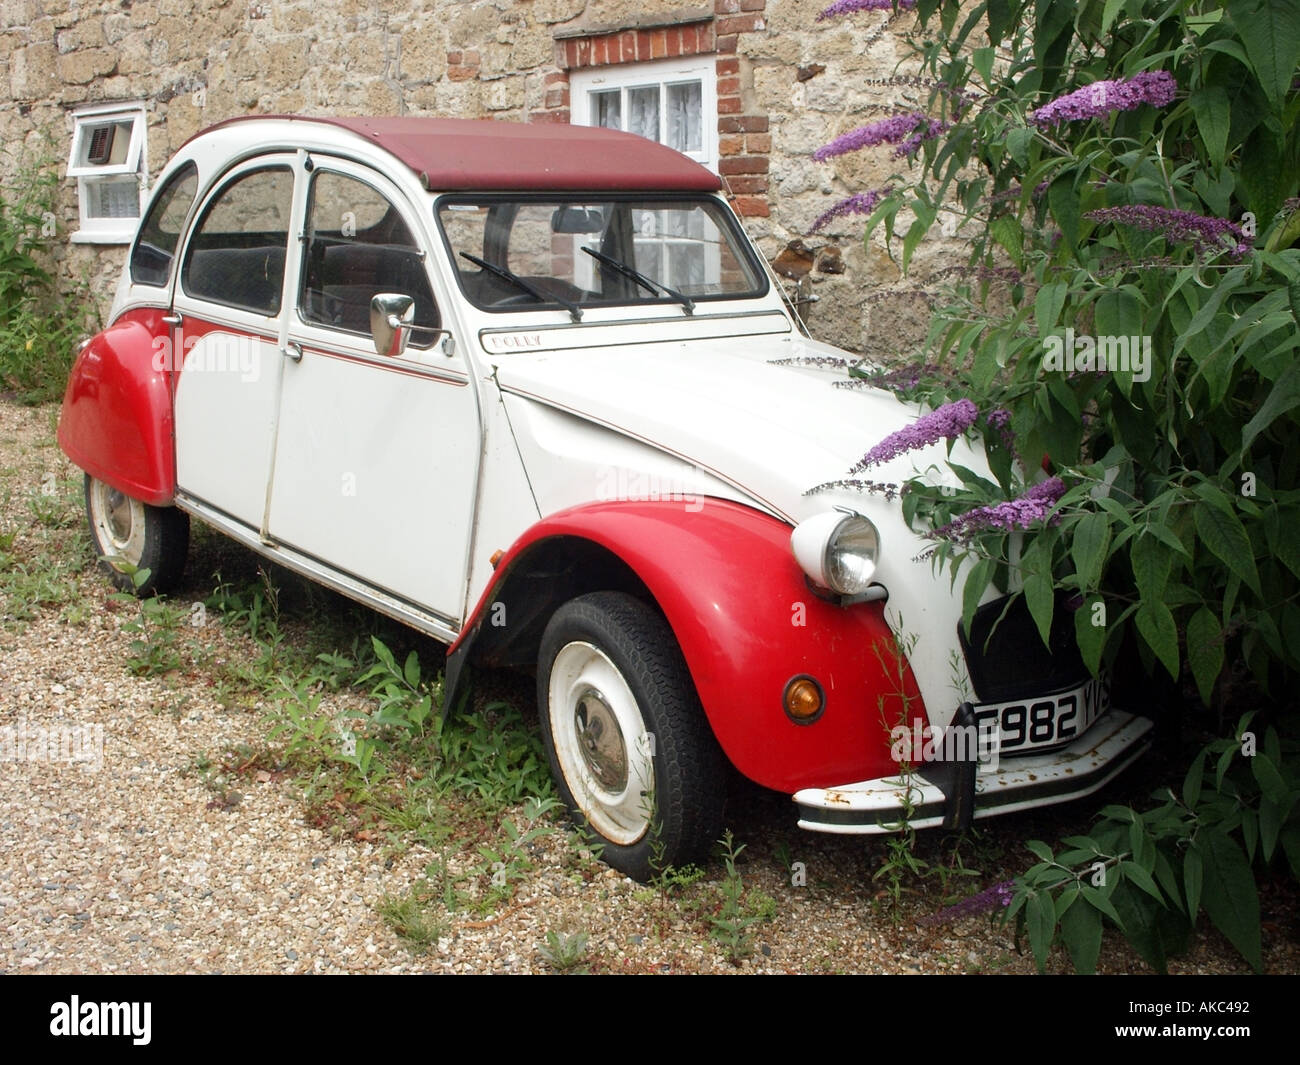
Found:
<box><xmin>1</xmin><ymin>398</ymin><xmax>1297</xmax><ymax>975</ymax></box>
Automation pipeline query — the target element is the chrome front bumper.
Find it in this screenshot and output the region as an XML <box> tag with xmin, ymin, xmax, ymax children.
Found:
<box><xmin>792</xmin><ymin>710</ymin><xmax>1154</xmax><ymax>835</ymax></box>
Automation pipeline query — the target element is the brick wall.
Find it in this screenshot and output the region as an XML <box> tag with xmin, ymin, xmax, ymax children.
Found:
<box><xmin>0</xmin><ymin>0</ymin><xmax>949</xmax><ymax>359</ymax></box>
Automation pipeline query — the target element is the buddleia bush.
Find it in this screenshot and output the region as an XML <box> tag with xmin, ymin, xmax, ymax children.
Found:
<box><xmin>807</xmin><ymin>0</ymin><xmax>1300</xmax><ymax>971</ymax></box>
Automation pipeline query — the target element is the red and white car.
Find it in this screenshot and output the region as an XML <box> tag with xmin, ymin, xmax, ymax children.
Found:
<box><xmin>59</xmin><ymin>116</ymin><xmax>1152</xmax><ymax>878</ymax></box>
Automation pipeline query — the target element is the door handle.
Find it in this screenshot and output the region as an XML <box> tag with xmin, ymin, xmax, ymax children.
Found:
<box><xmin>162</xmin><ymin>313</ymin><xmax>183</xmax><ymax>326</ymax></box>
<box><xmin>282</xmin><ymin>341</ymin><xmax>303</xmax><ymax>362</ymax></box>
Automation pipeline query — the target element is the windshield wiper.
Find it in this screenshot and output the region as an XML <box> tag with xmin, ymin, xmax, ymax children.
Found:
<box><xmin>459</xmin><ymin>251</ymin><xmax>583</xmax><ymax>322</ymax></box>
<box><xmin>581</xmin><ymin>246</ymin><xmax>695</xmax><ymax>315</ymax></box>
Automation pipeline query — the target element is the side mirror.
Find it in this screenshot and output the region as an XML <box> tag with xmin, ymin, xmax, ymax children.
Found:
<box><xmin>371</xmin><ymin>292</ymin><xmax>414</xmax><ymax>358</ymax></box>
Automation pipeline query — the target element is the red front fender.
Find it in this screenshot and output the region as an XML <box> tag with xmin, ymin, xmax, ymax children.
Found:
<box><xmin>57</xmin><ymin>308</ymin><xmax>174</xmax><ymax>506</ymax></box>
<box><xmin>453</xmin><ymin>499</ymin><xmax>930</xmax><ymax>793</ymax></box>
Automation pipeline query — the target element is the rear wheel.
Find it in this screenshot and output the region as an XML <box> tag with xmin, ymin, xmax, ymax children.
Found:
<box><xmin>537</xmin><ymin>591</ymin><xmax>726</xmax><ymax>881</ymax></box>
<box><xmin>84</xmin><ymin>474</ymin><xmax>189</xmax><ymax>595</ymax></box>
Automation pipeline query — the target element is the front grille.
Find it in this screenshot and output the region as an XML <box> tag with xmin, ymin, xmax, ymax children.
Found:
<box><xmin>959</xmin><ymin>593</ymin><xmax>1087</xmax><ymax>703</ymax></box>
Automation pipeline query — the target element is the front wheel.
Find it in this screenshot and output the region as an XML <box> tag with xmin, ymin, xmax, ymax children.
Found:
<box><xmin>84</xmin><ymin>474</ymin><xmax>189</xmax><ymax>595</ymax></box>
<box><xmin>537</xmin><ymin>591</ymin><xmax>726</xmax><ymax>881</ymax></box>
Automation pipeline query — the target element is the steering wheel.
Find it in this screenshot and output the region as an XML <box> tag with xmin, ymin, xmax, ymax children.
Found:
<box><xmin>493</xmin><ymin>293</ymin><xmax>543</xmax><ymax>307</ymax></box>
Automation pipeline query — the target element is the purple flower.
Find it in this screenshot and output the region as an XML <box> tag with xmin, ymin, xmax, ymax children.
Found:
<box><xmin>1084</xmin><ymin>204</ymin><xmax>1252</xmax><ymax>259</ymax></box>
<box><xmin>810</xmin><ymin>186</ymin><xmax>893</xmax><ymax>233</ymax></box>
<box><xmin>892</xmin><ymin>118</ymin><xmax>950</xmax><ymax>158</ymax></box>
<box><xmin>769</xmin><ymin>355</ymin><xmax>857</xmax><ymax>370</ymax></box>
<box><xmin>805</xmin><ymin>478</ymin><xmax>903</xmax><ymax>501</ymax></box>
<box><xmin>985</xmin><ymin>407</ymin><xmax>1018</xmax><ymax>460</ymax></box>
<box><xmin>931</xmin><ymin>477</ymin><xmax>1066</xmax><ymax>541</ymax></box>
<box><xmin>922</xmin><ymin>879</ymin><xmax>1015</xmax><ymax>926</ymax></box>
<box><xmin>816</xmin><ymin>0</ymin><xmax>916</xmax><ymax>20</ymax></box>
<box><xmin>1028</xmin><ymin>71</ymin><xmax>1176</xmax><ymax>126</ymax></box>
<box><xmin>849</xmin><ymin>398</ymin><xmax>979</xmax><ymax>472</ymax></box>
<box><xmin>814</xmin><ymin>114</ymin><xmax>925</xmax><ymax>161</ymax></box>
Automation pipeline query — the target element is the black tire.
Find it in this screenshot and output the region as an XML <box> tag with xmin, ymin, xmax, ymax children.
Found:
<box><xmin>536</xmin><ymin>591</ymin><xmax>726</xmax><ymax>881</ymax></box>
<box><xmin>83</xmin><ymin>474</ymin><xmax>189</xmax><ymax>595</ymax></box>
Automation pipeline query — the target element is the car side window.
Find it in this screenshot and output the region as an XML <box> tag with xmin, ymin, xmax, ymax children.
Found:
<box><xmin>181</xmin><ymin>167</ymin><xmax>293</xmax><ymax>315</ymax></box>
<box><xmin>129</xmin><ymin>162</ymin><xmax>198</xmax><ymax>287</ymax></box>
<box><xmin>299</xmin><ymin>170</ymin><xmax>440</xmax><ymax>342</ymax></box>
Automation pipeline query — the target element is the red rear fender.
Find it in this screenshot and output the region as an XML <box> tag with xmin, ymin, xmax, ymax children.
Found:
<box><xmin>58</xmin><ymin>308</ymin><xmax>174</xmax><ymax>506</ymax></box>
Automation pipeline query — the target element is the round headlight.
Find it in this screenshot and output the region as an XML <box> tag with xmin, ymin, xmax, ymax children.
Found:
<box><xmin>791</xmin><ymin>511</ymin><xmax>880</xmax><ymax>595</ymax></box>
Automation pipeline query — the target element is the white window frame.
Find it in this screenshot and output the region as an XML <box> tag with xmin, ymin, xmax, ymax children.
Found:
<box><xmin>67</xmin><ymin>102</ymin><xmax>148</xmax><ymax>244</ymax></box>
<box><xmin>569</xmin><ymin>57</ymin><xmax>719</xmax><ymax>173</ymax></box>
<box><xmin>570</xmin><ymin>58</ymin><xmax>720</xmax><ymax>291</ymax></box>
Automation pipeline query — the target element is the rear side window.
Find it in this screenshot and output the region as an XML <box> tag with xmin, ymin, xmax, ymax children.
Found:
<box><xmin>129</xmin><ymin>162</ymin><xmax>198</xmax><ymax>287</ymax></box>
<box><xmin>299</xmin><ymin>170</ymin><xmax>439</xmax><ymax>341</ymax></box>
<box><xmin>181</xmin><ymin>167</ymin><xmax>294</xmax><ymax>315</ymax></box>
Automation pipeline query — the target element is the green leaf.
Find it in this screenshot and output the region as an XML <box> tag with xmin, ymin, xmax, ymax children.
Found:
<box><xmin>1225</xmin><ymin>0</ymin><xmax>1300</xmax><ymax>105</ymax></box>
<box><xmin>1081</xmin><ymin>884</ymin><xmax>1123</xmax><ymax>926</ymax></box>
<box><xmin>1110</xmin><ymin>882</ymin><xmax>1188</xmax><ymax>973</ymax></box>
<box><xmin>1194</xmin><ymin>498</ymin><xmax>1261</xmax><ymax>594</ymax></box>
<box><xmin>1025</xmin><ymin>892</ymin><xmax>1056</xmax><ymax>973</ymax></box>
<box><xmin>1024</xmin><ymin>573</ymin><xmax>1055</xmax><ymax>651</ymax></box>
<box><xmin>1101</xmin><ymin>0</ymin><xmax>1126</xmax><ymax>35</ymax></box>
<box><xmin>1048</xmin><ymin>174</ymin><xmax>1080</xmax><ymax>249</ymax></box>
<box><xmin>1198</xmin><ymin>829</ymin><xmax>1263</xmax><ymax>972</ymax></box>
<box><xmin>1272</xmin><ymin>513</ymin><xmax>1300</xmax><ymax>578</ymax></box>
<box><xmin>1059</xmin><ymin>891</ymin><xmax>1102</xmax><ymax>974</ymax></box>
<box><xmin>1281</xmin><ymin>825</ymin><xmax>1300</xmax><ymax>880</ymax></box>
<box><xmin>986</xmin><ymin>0</ymin><xmax>1014</xmax><ymax>43</ymax></box>
<box><xmin>1074</xmin><ymin>596</ymin><xmax>1107</xmax><ymax>674</ymax></box>
<box><xmin>1120</xmin><ymin>861</ymin><xmax>1164</xmax><ymax>904</ymax></box>
<box><xmin>1055</xmin><ymin>883</ymin><xmax>1081</xmax><ymax>919</ymax></box>
<box><xmin>1093</xmin><ymin>288</ymin><xmax>1144</xmax><ymax>341</ymax></box>
<box><xmin>1184</xmin><ymin>846</ymin><xmax>1203</xmax><ymax>919</ymax></box>
<box><xmin>989</xmin><ymin>214</ymin><xmax>1024</xmax><ymax>271</ymax></box>
<box><xmin>1186</xmin><ymin>607</ymin><xmax>1225</xmax><ymax>706</ymax></box>
<box><xmin>1136</xmin><ymin>600</ymin><xmax>1179</xmax><ymax>679</ymax></box>
<box><xmin>403</xmin><ymin>650</ymin><xmax>420</xmax><ymax>689</ymax></box>
<box><xmin>1259</xmin><ymin>798</ymin><xmax>1282</xmax><ymax>862</ymax></box>
<box><xmin>1189</xmin><ymin>85</ymin><xmax>1231</xmax><ymax>168</ymax></box>
<box><xmin>1241</xmin><ymin>361</ymin><xmax>1300</xmax><ymax>452</ymax></box>
<box><xmin>1070</xmin><ymin>513</ymin><xmax>1110</xmax><ymax>591</ymax></box>
<box><xmin>1251</xmin><ymin>753</ymin><xmax>1289</xmax><ymax>804</ymax></box>
<box><xmin>1007</xmin><ymin>126</ymin><xmax>1034</xmax><ymax>169</ymax></box>
<box><xmin>971</xmin><ymin>46</ymin><xmax>995</xmax><ymax>85</ymax></box>
<box><xmin>1183</xmin><ymin>749</ymin><xmax>1207</xmax><ymax>808</ymax></box>
<box><xmin>961</xmin><ymin>556</ymin><xmax>992</xmax><ymax>638</ymax></box>
<box><xmin>1130</xmin><ymin>531</ymin><xmax>1172</xmax><ymax>599</ymax></box>
<box><xmin>1034</xmin><ymin>281</ymin><xmax>1067</xmax><ymax>338</ymax></box>
<box><xmin>1026</xmin><ymin>839</ymin><xmax>1054</xmax><ymax>862</ymax></box>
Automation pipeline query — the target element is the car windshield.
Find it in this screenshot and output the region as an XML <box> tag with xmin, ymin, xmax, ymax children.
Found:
<box><xmin>436</xmin><ymin>196</ymin><xmax>767</xmax><ymax>316</ymax></box>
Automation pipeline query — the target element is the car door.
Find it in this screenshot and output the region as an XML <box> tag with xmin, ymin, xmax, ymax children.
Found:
<box><xmin>171</xmin><ymin>158</ymin><xmax>298</xmax><ymax>531</ymax></box>
<box><xmin>265</xmin><ymin>158</ymin><xmax>480</xmax><ymax>624</ymax></box>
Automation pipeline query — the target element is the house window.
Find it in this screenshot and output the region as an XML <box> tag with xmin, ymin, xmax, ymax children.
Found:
<box><xmin>67</xmin><ymin>103</ymin><xmax>147</xmax><ymax>244</ymax></box>
<box><xmin>570</xmin><ymin>59</ymin><xmax>719</xmax><ymax>290</ymax></box>
<box><xmin>570</xmin><ymin>58</ymin><xmax>718</xmax><ymax>173</ymax></box>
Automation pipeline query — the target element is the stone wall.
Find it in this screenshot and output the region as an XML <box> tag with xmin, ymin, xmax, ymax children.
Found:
<box><xmin>1</xmin><ymin>0</ymin><xmax>949</xmax><ymax>359</ymax></box>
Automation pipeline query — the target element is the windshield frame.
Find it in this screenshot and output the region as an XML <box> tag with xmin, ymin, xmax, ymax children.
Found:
<box><xmin>434</xmin><ymin>191</ymin><xmax>770</xmax><ymax>317</ymax></box>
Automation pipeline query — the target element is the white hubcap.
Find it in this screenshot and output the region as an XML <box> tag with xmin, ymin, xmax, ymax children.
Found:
<box><xmin>548</xmin><ymin>641</ymin><xmax>654</xmax><ymax>846</ymax></box>
<box><xmin>88</xmin><ymin>479</ymin><xmax>146</xmax><ymax>568</ymax></box>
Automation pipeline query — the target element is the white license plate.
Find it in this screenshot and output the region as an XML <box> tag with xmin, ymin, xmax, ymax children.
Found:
<box><xmin>971</xmin><ymin>673</ymin><xmax>1110</xmax><ymax>755</ymax></box>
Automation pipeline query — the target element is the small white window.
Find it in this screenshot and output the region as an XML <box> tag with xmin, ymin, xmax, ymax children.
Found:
<box><xmin>570</xmin><ymin>59</ymin><xmax>719</xmax><ymax>291</ymax></box>
<box><xmin>570</xmin><ymin>58</ymin><xmax>718</xmax><ymax>172</ymax></box>
<box><xmin>67</xmin><ymin>103</ymin><xmax>148</xmax><ymax>244</ymax></box>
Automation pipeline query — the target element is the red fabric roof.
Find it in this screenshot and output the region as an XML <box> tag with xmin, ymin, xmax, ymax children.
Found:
<box><xmin>193</xmin><ymin>115</ymin><xmax>722</xmax><ymax>193</ymax></box>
